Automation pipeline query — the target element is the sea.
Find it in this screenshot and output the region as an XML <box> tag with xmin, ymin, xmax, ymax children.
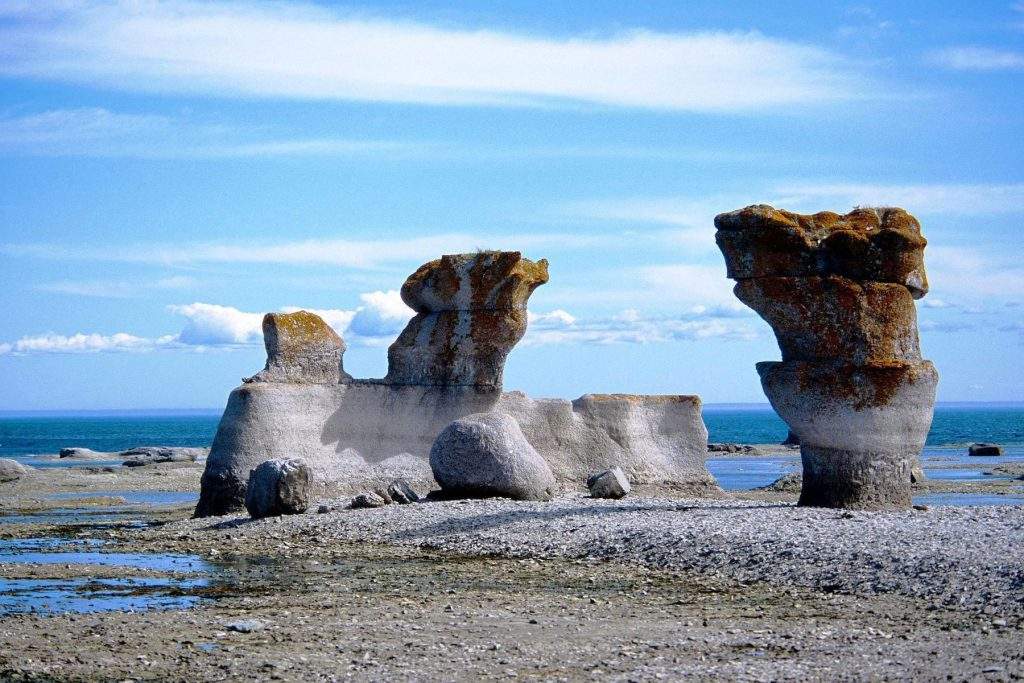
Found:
<box><xmin>1</xmin><ymin>404</ymin><xmax>1021</xmax><ymax>500</ymax></box>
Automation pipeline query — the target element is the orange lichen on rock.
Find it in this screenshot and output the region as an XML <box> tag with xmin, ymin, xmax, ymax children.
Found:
<box><xmin>715</xmin><ymin>204</ymin><xmax>928</xmax><ymax>298</ymax></box>
<box><xmin>387</xmin><ymin>252</ymin><xmax>547</xmax><ymax>388</ymax></box>
<box><xmin>246</xmin><ymin>310</ymin><xmax>348</xmax><ymax>385</ymax></box>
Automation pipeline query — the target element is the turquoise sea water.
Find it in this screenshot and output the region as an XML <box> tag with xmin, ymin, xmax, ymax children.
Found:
<box><xmin>0</xmin><ymin>404</ymin><xmax>1021</xmax><ymax>461</ymax></box>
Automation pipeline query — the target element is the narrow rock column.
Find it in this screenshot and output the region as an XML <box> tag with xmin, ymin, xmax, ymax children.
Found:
<box><xmin>385</xmin><ymin>251</ymin><xmax>549</xmax><ymax>388</ymax></box>
<box><xmin>245</xmin><ymin>310</ymin><xmax>349</xmax><ymax>385</ymax></box>
<box><xmin>715</xmin><ymin>205</ymin><xmax>938</xmax><ymax>510</ymax></box>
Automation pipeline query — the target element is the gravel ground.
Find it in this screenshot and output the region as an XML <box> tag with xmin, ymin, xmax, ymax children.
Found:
<box><xmin>149</xmin><ymin>494</ymin><xmax>1024</xmax><ymax>620</ymax></box>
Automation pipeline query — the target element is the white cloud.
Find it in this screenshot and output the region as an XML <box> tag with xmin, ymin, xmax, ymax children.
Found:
<box><xmin>169</xmin><ymin>302</ymin><xmax>264</xmax><ymax>346</ymax></box>
<box><xmin>37</xmin><ymin>275</ymin><xmax>196</xmax><ymax>298</ymax></box>
<box><xmin>522</xmin><ymin>307</ymin><xmax>757</xmax><ymax>345</ymax></box>
<box><xmin>770</xmin><ymin>182</ymin><xmax>1024</xmax><ymax>216</ymax></box>
<box><xmin>0</xmin><ymin>1</ymin><xmax>871</xmax><ymax>112</ymax></box>
<box><xmin>928</xmin><ymin>47</ymin><xmax>1024</xmax><ymax>71</ymax></box>
<box><xmin>0</xmin><ymin>332</ymin><xmax>176</xmax><ymax>355</ymax></box>
<box><xmin>0</xmin><ymin>107</ymin><xmax>414</xmax><ymax>158</ymax></box>
<box><xmin>2</xmin><ymin>232</ymin><xmax>603</xmax><ymax>269</ymax></box>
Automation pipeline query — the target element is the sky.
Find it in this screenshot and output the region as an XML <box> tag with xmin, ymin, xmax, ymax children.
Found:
<box><xmin>0</xmin><ymin>0</ymin><xmax>1022</xmax><ymax>411</ymax></box>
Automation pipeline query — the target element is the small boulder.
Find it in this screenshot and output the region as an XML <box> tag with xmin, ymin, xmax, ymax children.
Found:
<box><xmin>430</xmin><ymin>412</ymin><xmax>556</xmax><ymax>501</ymax></box>
<box><xmin>0</xmin><ymin>458</ymin><xmax>28</xmax><ymax>483</ymax></box>
<box><xmin>387</xmin><ymin>479</ymin><xmax>420</xmax><ymax>504</ymax></box>
<box><xmin>244</xmin><ymin>458</ymin><xmax>311</xmax><ymax>519</ymax></box>
<box><xmin>586</xmin><ymin>467</ymin><xmax>631</xmax><ymax>499</ymax></box>
<box><xmin>968</xmin><ymin>443</ymin><xmax>1003</xmax><ymax>456</ymax></box>
<box><xmin>226</xmin><ymin>619</ymin><xmax>265</xmax><ymax>633</ymax></box>
<box><xmin>351</xmin><ymin>491</ymin><xmax>387</xmax><ymax>509</ymax></box>
<box><xmin>910</xmin><ymin>465</ymin><xmax>927</xmax><ymax>484</ymax></box>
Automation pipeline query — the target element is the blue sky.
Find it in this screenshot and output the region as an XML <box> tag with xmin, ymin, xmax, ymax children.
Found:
<box><xmin>0</xmin><ymin>0</ymin><xmax>1022</xmax><ymax>410</ymax></box>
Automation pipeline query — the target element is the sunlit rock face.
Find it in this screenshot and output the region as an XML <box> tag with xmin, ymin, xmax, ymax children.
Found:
<box><xmin>716</xmin><ymin>205</ymin><xmax>938</xmax><ymax>510</ymax></box>
<box><xmin>246</xmin><ymin>311</ymin><xmax>349</xmax><ymax>385</ymax></box>
<box><xmin>385</xmin><ymin>252</ymin><xmax>549</xmax><ymax>388</ymax></box>
<box><xmin>195</xmin><ymin>252</ymin><xmax>716</xmax><ymax>517</ymax></box>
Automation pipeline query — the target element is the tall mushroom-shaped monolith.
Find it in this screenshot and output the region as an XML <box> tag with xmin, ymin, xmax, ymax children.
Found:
<box><xmin>715</xmin><ymin>205</ymin><xmax>938</xmax><ymax>510</ymax></box>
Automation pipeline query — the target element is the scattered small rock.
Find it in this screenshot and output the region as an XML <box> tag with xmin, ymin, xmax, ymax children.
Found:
<box><xmin>707</xmin><ymin>443</ymin><xmax>763</xmax><ymax>455</ymax></box>
<box><xmin>225</xmin><ymin>619</ymin><xmax>265</xmax><ymax>634</ymax></box>
<box><xmin>244</xmin><ymin>458</ymin><xmax>312</xmax><ymax>519</ymax></box>
<box><xmin>968</xmin><ymin>443</ymin><xmax>1003</xmax><ymax>456</ymax></box>
<box><xmin>757</xmin><ymin>471</ymin><xmax>803</xmax><ymax>493</ymax></box>
<box><xmin>387</xmin><ymin>478</ymin><xmax>420</xmax><ymax>504</ymax></box>
<box><xmin>351</xmin><ymin>491</ymin><xmax>387</xmax><ymax>509</ymax></box>
<box><xmin>586</xmin><ymin>467</ymin><xmax>631</xmax><ymax>499</ymax></box>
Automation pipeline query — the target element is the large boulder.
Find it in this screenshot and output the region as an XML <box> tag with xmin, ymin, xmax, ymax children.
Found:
<box><xmin>716</xmin><ymin>205</ymin><xmax>937</xmax><ymax>510</ymax></box>
<box><xmin>968</xmin><ymin>443</ymin><xmax>1002</xmax><ymax>456</ymax></box>
<box><xmin>385</xmin><ymin>252</ymin><xmax>548</xmax><ymax>388</ymax></box>
<box><xmin>430</xmin><ymin>412</ymin><xmax>556</xmax><ymax>501</ymax></box>
<box><xmin>244</xmin><ymin>458</ymin><xmax>312</xmax><ymax>519</ymax></box>
<box><xmin>245</xmin><ymin>310</ymin><xmax>349</xmax><ymax>385</ymax></box>
<box><xmin>0</xmin><ymin>458</ymin><xmax>28</xmax><ymax>483</ymax></box>
<box><xmin>587</xmin><ymin>467</ymin><xmax>631</xmax><ymax>499</ymax></box>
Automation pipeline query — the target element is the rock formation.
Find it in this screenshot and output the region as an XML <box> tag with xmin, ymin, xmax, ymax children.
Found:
<box><xmin>385</xmin><ymin>252</ymin><xmax>549</xmax><ymax>388</ymax></box>
<box><xmin>246</xmin><ymin>310</ymin><xmax>349</xmax><ymax>385</ymax></box>
<box><xmin>0</xmin><ymin>458</ymin><xmax>28</xmax><ymax>483</ymax></box>
<box><xmin>587</xmin><ymin>467</ymin><xmax>631</xmax><ymax>499</ymax></box>
<box><xmin>715</xmin><ymin>205</ymin><xmax>938</xmax><ymax>510</ymax></box>
<box><xmin>196</xmin><ymin>251</ymin><xmax>717</xmax><ymax>517</ymax></box>
<box><xmin>430</xmin><ymin>412</ymin><xmax>556</xmax><ymax>501</ymax></box>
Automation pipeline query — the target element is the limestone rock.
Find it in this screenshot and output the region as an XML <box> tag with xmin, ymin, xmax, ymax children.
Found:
<box><xmin>587</xmin><ymin>467</ymin><xmax>631</xmax><ymax>499</ymax></box>
<box><xmin>121</xmin><ymin>446</ymin><xmax>206</xmax><ymax>467</ymax></box>
<box><xmin>910</xmin><ymin>465</ymin><xmax>927</xmax><ymax>484</ymax></box>
<box><xmin>757</xmin><ymin>471</ymin><xmax>803</xmax><ymax>493</ymax></box>
<box><xmin>717</xmin><ymin>204</ymin><xmax>937</xmax><ymax>510</ymax></box>
<box><xmin>715</xmin><ymin>205</ymin><xmax>928</xmax><ymax>298</ymax></box>
<box><xmin>246</xmin><ymin>311</ymin><xmax>348</xmax><ymax>385</ymax></box>
<box><xmin>733</xmin><ymin>277</ymin><xmax>920</xmax><ymax>364</ymax></box>
<box><xmin>58</xmin><ymin>447</ymin><xmax>113</xmax><ymax>460</ymax></box>
<box><xmin>385</xmin><ymin>252</ymin><xmax>548</xmax><ymax>388</ymax></box>
<box><xmin>968</xmin><ymin>443</ymin><xmax>1002</xmax><ymax>456</ymax></box>
<box><xmin>0</xmin><ymin>458</ymin><xmax>28</xmax><ymax>483</ymax></box>
<box><xmin>387</xmin><ymin>478</ymin><xmax>420</xmax><ymax>504</ymax></box>
<box><xmin>351</xmin><ymin>491</ymin><xmax>388</xmax><ymax>508</ymax></box>
<box><xmin>244</xmin><ymin>458</ymin><xmax>311</xmax><ymax>519</ymax></box>
<box><xmin>430</xmin><ymin>412</ymin><xmax>556</xmax><ymax>501</ymax></box>
<box><xmin>707</xmin><ymin>443</ymin><xmax>763</xmax><ymax>454</ymax></box>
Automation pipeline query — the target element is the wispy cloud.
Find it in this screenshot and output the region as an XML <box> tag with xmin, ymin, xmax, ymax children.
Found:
<box><xmin>0</xmin><ymin>1</ymin><xmax>873</xmax><ymax>112</ymax></box>
<box><xmin>770</xmin><ymin>182</ymin><xmax>1024</xmax><ymax>216</ymax></box>
<box><xmin>523</xmin><ymin>306</ymin><xmax>757</xmax><ymax>345</ymax></box>
<box><xmin>928</xmin><ymin>47</ymin><xmax>1024</xmax><ymax>71</ymax></box>
<box><xmin>0</xmin><ymin>107</ymin><xmax>415</xmax><ymax>158</ymax></box>
<box><xmin>2</xmin><ymin>232</ymin><xmax>607</xmax><ymax>269</ymax></box>
<box><xmin>37</xmin><ymin>275</ymin><xmax>196</xmax><ymax>298</ymax></box>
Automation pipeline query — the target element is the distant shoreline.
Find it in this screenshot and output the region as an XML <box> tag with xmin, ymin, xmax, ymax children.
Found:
<box><xmin>2</xmin><ymin>400</ymin><xmax>1023</xmax><ymax>418</ymax></box>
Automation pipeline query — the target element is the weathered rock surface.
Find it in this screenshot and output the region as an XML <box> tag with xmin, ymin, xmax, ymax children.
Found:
<box><xmin>121</xmin><ymin>447</ymin><xmax>207</xmax><ymax>467</ymax></box>
<box><xmin>968</xmin><ymin>443</ymin><xmax>1003</xmax><ymax>456</ymax></box>
<box><xmin>430</xmin><ymin>412</ymin><xmax>556</xmax><ymax>501</ymax></box>
<box><xmin>587</xmin><ymin>467</ymin><xmax>631</xmax><ymax>499</ymax></box>
<box><xmin>385</xmin><ymin>252</ymin><xmax>548</xmax><ymax>388</ymax></box>
<box><xmin>717</xmin><ymin>204</ymin><xmax>937</xmax><ymax>510</ymax></box>
<box><xmin>0</xmin><ymin>458</ymin><xmax>28</xmax><ymax>482</ymax></box>
<box><xmin>195</xmin><ymin>252</ymin><xmax>716</xmax><ymax>517</ymax></box>
<box><xmin>244</xmin><ymin>458</ymin><xmax>311</xmax><ymax>519</ymax></box>
<box><xmin>757</xmin><ymin>471</ymin><xmax>803</xmax><ymax>493</ymax></box>
<box><xmin>351</xmin><ymin>491</ymin><xmax>388</xmax><ymax>509</ymax></box>
<box><xmin>715</xmin><ymin>205</ymin><xmax>928</xmax><ymax>298</ymax></box>
<box><xmin>782</xmin><ymin>430</ymin><xmax>800</xmax><ymax>446</ymax></box>
<box><xmin>387</xmin><ymin>479</ymin><xmax>420</xmax><ymax>504</ymax></box>
<box><xmin>245</xmin><ymin>311</ymin><xmax>348</xmax><ymax>385</ymax></box>
<box><xmin>707</xmin><ymin>443</ymin><xmax>763</xmax><ymax>455</ymax></box>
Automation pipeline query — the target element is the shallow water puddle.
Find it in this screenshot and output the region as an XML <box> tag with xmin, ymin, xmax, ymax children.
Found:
<box><xmin>0</xmin><ymin>537</ymin><xmax>214</xmax><ymax>615</ymax></box>
<box><xmin>913</xmin><ymin>492</ymin><xmax>1024</xmax><ymax>507</ymax></box>
<box><xmin>48</xmin><ymin>490</ymin><xmax>199</xmax><ymax>506</ymax></box>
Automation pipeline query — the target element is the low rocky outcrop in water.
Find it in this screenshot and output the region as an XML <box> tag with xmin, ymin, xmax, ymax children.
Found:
<box><xmin>716</xmin><ymin>205</ymin><xmax>937</xmax><ymax>510</ymax></box>
<box><xmin>430</xmin><ymin>412</ymin><xmax>556</xmax><ymax>501</ymax></box>
<box><xmin>121</xmin><ymin>447</ymin><xmax>206</xmax><ymax>467</ymax></box>
<box><xmin>244</xmin><ymin>458</ymin><xmax>311</xmax><ymax>519</ymax></box>
<box><xmin>707</xmin><ymin>443</ymin><xmax>763</xmax><ymax>455</ymax></box>
<box><xmin>968</xmin><ymin>443</ymin><xmax>1002</xmax><ymax>456</ymax></box>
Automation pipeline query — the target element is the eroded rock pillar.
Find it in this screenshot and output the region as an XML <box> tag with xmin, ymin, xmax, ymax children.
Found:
<box><xmin>715</xmin><ymin>205</ymin><xmax>938</xmax><ymax>510</ymax></box>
